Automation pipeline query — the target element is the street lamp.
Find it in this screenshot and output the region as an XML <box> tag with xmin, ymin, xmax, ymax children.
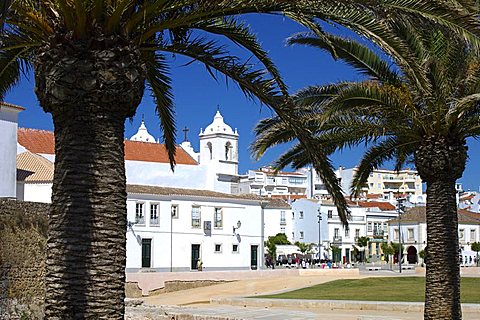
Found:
<box><xmin>317</xmin><ymin>208</ymin><xmax>322</xmax><ymax>263</ymax></box>
<box><xmin>397</xmin><ymin>197</ymin><xmax>405</xmax><ymax>273</ymax></box>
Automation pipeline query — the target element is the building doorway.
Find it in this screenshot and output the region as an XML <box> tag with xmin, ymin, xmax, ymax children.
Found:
<box><xmin>251</xmin><ymin>245</ymin><xmax>258</xmax><ymax>270</ymax></box>
<box><xmin>141</xmin><ymin>239</ymin><xmax>152</xmax><ymax>268</ymax></box>
<box><xmin>191</xmin><ymin>244</ymin><xmax>200</xmax><ymax>270</ymax></box>
<box><xmin>407</xmin><ymin>246</ymin><xmax>418</xmax><ymax>264</ymax></box>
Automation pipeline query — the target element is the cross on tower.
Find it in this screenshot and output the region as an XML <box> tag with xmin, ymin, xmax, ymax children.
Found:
<box><xmin>182</xmin><ymin>126</ymin><xmax>189</xmax><ymax>142</ymax></box>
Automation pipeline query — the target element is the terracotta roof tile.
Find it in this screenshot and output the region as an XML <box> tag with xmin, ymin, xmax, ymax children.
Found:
<box><xmin>388</xmin><ymin>207</ymin><xmax>480</xmax><ymax>224</ymax></box>
<box><xmin>124</xmin><ymin>141</ymin><xmax>197</xmax><ymax>165</ymax></box>
<box><xmin>127</xmin><ymin>184</ymin><xmax>263</xmax><ymax>202</ymax></box>
<box><xmin>17</xmin><ymin>128</ymin><xmax>198</xmax><ymax>165</ymax></box>
<box><xmin>271</xmin><ymin>194</ymin><xmax>306</xmax><ymax>201</ymax></box>
<box><xmin>16</xmin><ymin>151</ymin><xmax>54</xmax><ymax>182</ymax></box>
<box><xmin>264</xmin><ymin>198</ymin><xmax>291</xmax><ymax>209</ymax></box>
<box><xmin>357</xmin><ymin>201</ymin><xmax>396</xmax><ymax>211</ymax></box>
<box><xmin>18</xmin><ymin>128</ymin><xmax>55</xmax><ymax>154</ymax></box>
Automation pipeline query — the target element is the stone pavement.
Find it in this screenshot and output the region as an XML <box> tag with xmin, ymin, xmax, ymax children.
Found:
<box><xmin>132</xmin><ymin>269</ymin><xmax>480</xmax><ymax>320</ymax></box>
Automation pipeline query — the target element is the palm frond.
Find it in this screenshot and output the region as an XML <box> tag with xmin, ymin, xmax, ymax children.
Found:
<box><xmin>287</xmin><ymin>32</ymin><xmax>401</xmax><ymax>84</ymax></box>
<box><xmin>143</xmin><ymin>51</ymin><xmax>176</xmax><ymax>171</ymax></box>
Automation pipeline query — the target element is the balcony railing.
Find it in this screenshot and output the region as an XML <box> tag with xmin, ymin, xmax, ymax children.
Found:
<box><xmin>373</xmin><ymin>230</ymin><xmax>385</xmax><ymax>237</ymax></box>
<box><xmin>280</xmin><ymin>219</ymin><xmax>286</xmax><ymax>226</ymax></box>
<box><xmin>332</xmin><ymin>236</ymin><xmax>343</xmax><ymax>244</ymax></box>
<box><xmin>150</xmin><ymin>218</ymin><xmax>159</xmax><ymax>226</ymax></box>
<box><xmin>135</xmin><ymin>215</ymin><xmax>145</xmax><ymax>225</ymax></box>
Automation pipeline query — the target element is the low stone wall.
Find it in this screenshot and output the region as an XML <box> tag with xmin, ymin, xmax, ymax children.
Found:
<box><xmin>0</xmin><ymin>199</ymin><xmax>49</xmax><ymax>319</ymax></box>
<box><xmin>127</xmin><ymin>268</ymin><xmax>361</xmax><ymax>295</ymax></box>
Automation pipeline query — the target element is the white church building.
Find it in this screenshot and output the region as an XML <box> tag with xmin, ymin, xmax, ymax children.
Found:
<box><xmin>1</xmin><ymin>102</ymin><xmax>294</xmax><ymax>271</ymax></box>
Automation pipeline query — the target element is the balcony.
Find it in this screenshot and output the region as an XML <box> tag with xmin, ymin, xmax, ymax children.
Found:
<box><xmin>135</xmin><ymin>215</ymin><xmax>145</xmax><ymax>225</ymax></box>
<box><xmin>332</xmin><ymin>236</ymin><xmax>343</xmax><ymax>244</ymax></box>
<box><xmin>373</xmin><ymin>230</ymin><xmax>385</xmax><ymax>237</ymax></box>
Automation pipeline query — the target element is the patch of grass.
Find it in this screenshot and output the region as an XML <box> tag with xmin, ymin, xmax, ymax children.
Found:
<box><xmin>256</xmin><ymin>277</ymin><xmax>480</xmax><ymax>303</ymax></box>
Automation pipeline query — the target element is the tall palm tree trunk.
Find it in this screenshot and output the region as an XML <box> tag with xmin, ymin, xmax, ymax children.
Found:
<box><xmin>424</xmin><ymin>179</ymin><xmax>460</xmax><ymax>319</ymax></box>
<box><xmin>34</xmin><ymin>38</ymin><xmax>145</xmax><ymax>319</ymax></box>
<box><xmin>416</xmin><ymin>136</ymin><xmax>467</xmax><ymax>320</ymax></box>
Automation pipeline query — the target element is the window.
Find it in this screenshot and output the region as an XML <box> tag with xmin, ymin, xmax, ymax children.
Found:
<box><xmin>459</xmin><ymin>229</ymin><xmax>465</xmax><ymax>240</ymax></box>
<box><xmin>367</xmin><ymin>222</ymin><xmax>372</xmax><ymax>233</ymax></box>
<box><xmin>377</xmin><ymin>183</ymin><xmax>381</xmax><ymax>188</ymax></box>
<box><xmin>355</xmin><ymin>229</ymin><xmax>360</xmax><ymax>238</ymax></box>
<box><xmin>299</xmin><ymin>211</ymin><xmax>304</xmax><ymax>219</ymax></box>
<box><xmin>232</xmin><ymin>244</ymin><xmax>239</xmax><ymax>253</ymax></box>
<box><xmin>225</xmin><ymin>142</ymin><xmax>232</xmax><ymax>160</ymax></box>
<box><xmin>280</xmin><ymin>226</ymin><xmax>285</xmax><ymax>234</ymax></box>
<box><xmin>135</xmin><ymin>203</ymin><xmax>145</xmax><ymax>224</ymax></box>
<box><xmin>345</xmin><ymin>228</ymin><xmax>350</xmax><ymax>237</ymax></box>
<box><xmin>288</xmin><ymin>177</ymin><xmax>304</xmax><ymax>185</ymax></box>
<box><xmin>215</xmin><ymin>244</ymin><xmax>222</xmax><ymax>253</ymax></box>
<box><xmin>292</xmin><ymin>212</ymin><xmax>295</xmax><ymax>219</ymax></box>
<box><xmin>171</xmin><ymin>204</ymin><xmax>179</xmax><ymax>218</ymax></box>
<box><xmin>408</xmin><ymin>228</ymin><xmax>414</xmax><ymax>240</ymax></box>
<box><xmin>280</xmin><ymin>211</ymin><xmax>286</xmax><ymax>225</ymax></box>
<box><xmin>470</xmin><ymin>229</ymin><xmax>477</xmax><ymax>242</ymax></box>
<box><xmin>300</xmin><ymin>231</ymin><xmax>304</xmax><ymax>239</ymax></box>
<box><xmin>394</xmin><ymin>229</ymin><xmax>399</xmax><ymax>241</ymax></box>
<box><xmin>327</xmin><ymin>210</ymin><xmax>333</xmax><ymax>219</ymax></box>
<box><xmin>214</xmin><ymin>208</ymin><xmax>223</xmax><ymax>228</ymax></box>
<box><xmin>207</xmin><ymin>142</ymin><xmax>212</xmax><ymax>160</ymax></box>
<box><xmin>334</xmin><ymin>228</ymin><xmax>339</xmax><ymax>238</ymax></box>
<box><xmin>150</xmin><ymin>203</ymin><xmax>159</xmax><ymax>225</ymax></box>
<box><xmin>191</xmin><ymin>206</ymin><xmax>201</xmax><ymax>228</ymax></box>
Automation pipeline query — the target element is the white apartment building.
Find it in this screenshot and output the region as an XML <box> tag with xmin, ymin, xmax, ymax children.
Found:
<box><xmin>337</xmin><ymin>167</ymin><xmax>423</xmax><ymax>199</ymax></box>
<box><xmin>238</xmin><ymin>166</ymin><xmax>308</xmax><ymax>199</ymax></box>
<box><xmin>388</xmin><ymin>207</ymin><xmax>480</xmax><ymax>266</ymax></box>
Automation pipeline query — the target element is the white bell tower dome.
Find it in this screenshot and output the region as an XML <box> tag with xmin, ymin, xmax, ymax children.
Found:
<box><xmin>130</xmin><ymin>117</ymin><xmax>156</xmax><ymax>143</ymax></box>
<box><xmin>199</xmin><ymin>109</ymin><xmax>239</xmax><ymax>193</ymax></box>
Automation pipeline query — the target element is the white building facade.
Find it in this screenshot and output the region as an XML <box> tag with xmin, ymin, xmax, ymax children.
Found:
<box><xmin>126</xmin><ymin>185</ymin><xmax>266</xmax><ymax>272</ymax></box>
<box><xmin>238</xmin><ymin>166</ymin><xmax>308</xmax><ymax>199</ymax></box>
<box><xmin>388</xmin><ymin>207</ymin><xmax>480</xmax><ymax>266</ymax></box>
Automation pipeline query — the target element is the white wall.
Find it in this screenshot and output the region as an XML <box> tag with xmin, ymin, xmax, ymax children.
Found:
<box><xmin>0</xmin><ymin>105</ymin><xmax>21</xmax><ymax>198</ymax></box>
<box><xmin>20</xmin><ymin>183</ymin><xmax>53</xmax><ymax>203</ymax></box>
<box><xmin>264</xmin><ymin>207</ymin><xmax>293</xmax><ymax>241</ymax></box>
<box><xmin>126</xmin><ymin>194</ymin><xmax>264</xmax><ymax>272</ymax></box>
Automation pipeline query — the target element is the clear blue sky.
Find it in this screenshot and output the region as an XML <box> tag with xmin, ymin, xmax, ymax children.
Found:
<box><xmin>5</xmin><ymin>14</ymin><xmax>480</xmax><ymax>191</ymax></box>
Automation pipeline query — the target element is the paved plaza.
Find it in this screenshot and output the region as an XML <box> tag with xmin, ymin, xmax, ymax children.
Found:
<box><xmin>127</xmin><ymin>268</ymin><xmax>480</xmax><ymax>319</ymax></box>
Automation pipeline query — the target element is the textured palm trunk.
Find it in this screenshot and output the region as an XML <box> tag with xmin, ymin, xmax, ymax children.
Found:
<box><xmin>34</xmin><ymin>37</ymin><xmax>144</xmax><ymax>319</ymax></box>
<box><xmin>424</xmin><ymin>178</ymin><xmax>460</xmax><ymax>319</ymax></box>
<box><xmin>415</xmin><ymin>136</ymin><xmax>467</xmax><ymax>320</ymax></box>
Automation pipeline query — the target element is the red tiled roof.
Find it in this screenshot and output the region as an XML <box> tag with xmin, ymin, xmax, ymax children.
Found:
<box><xmin>366</xmin><ymin>194</ymin><xmax>383</xmax><ymax>199</ymax></box>
<box><xmin>18</xmin><ymin>128</ymin><xmax>55</xmax><ymax>154</ymax></box>
<box><xmin>357</xmin><ymin>201</ymin><xmax>396</xmax><ymax>211</ymax></box>
<box><xmin>124</xmin><ymin>141</ymin><xmax>197</xmax><ymax>165</ymax></box>
<box><xmin>18</xmin><ymin>128</ymin><xmax>198</xmax><ymax>165</ymax></box>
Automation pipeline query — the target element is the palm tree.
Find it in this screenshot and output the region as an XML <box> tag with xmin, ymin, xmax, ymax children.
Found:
<box><xmin>1</xmin><ymin>1</ymin><xmax>316</xmax><ymax>318</ymax></box>
<box><xmin>252</xmin><ymin>23</ymin><xmax>480</xmax><ymax>318</ymax></box>
<box><xmin>2</xmin><ymin>0</ymin><xmax>479</xmax><ymax>318</ymax></box>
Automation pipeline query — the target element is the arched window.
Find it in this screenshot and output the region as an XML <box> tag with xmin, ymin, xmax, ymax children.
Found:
<box><xmin>225</xmin><ymin>142</ymin><xmax>232</xmax><ymax>160</ymax></box>
<box><xmin>207</xmin><ymin>142</ymin><xmax>212</xmax><ymax>160</ymax></box>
